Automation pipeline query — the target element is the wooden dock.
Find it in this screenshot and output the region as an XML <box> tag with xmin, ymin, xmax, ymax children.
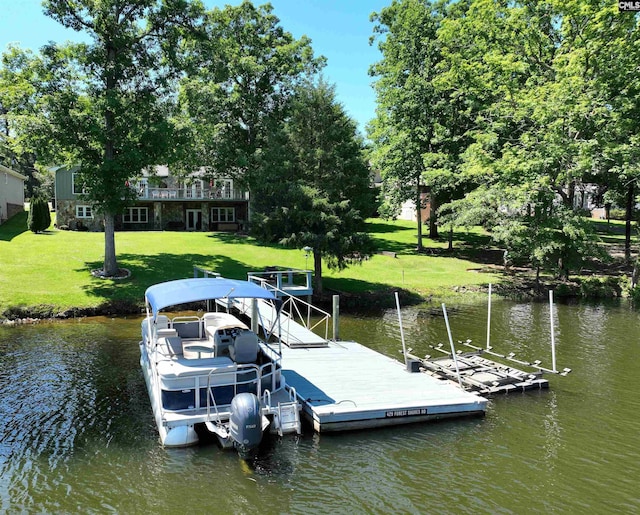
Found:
<box><xmin>226</xmin><ymin>297</ymin><xmax>488</xmax><ymax>432</ymax></box>
<box><xmin>192</xmin><ymin>271</ymin><xmax>559</xmax><ymax>433</ymax></box>
<box><xmin>227</xmin><ymin>297</ymin><xmax>550</xmax><ymax>432</ymax></box>
<box><xmin>279</xmin><ymin>340</ymin><xmax>487</xmax><ymax>432</ymax></box>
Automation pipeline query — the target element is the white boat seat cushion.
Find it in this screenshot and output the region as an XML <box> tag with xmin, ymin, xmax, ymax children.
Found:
<box><xmin>229</xmin><ymin>331</ymin><xmax>259</xmax><ymax>363</ymax></box>
<box><xmin>203</xmin><ymin>312</ymin><xmax>248</xmax><ymax>333</ymax></box>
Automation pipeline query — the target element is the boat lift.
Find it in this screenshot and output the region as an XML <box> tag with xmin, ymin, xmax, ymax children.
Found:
<box><xmin>398</xmin><ymin>286</ymin><xmax>572</xmax><ymax>395</ymax></box>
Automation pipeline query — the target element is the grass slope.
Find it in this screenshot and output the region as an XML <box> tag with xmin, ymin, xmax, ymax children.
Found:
<box><xmin>0</xmin><ymin>213</ymin><xmax>500</xmax><ymax>315</ymax></box>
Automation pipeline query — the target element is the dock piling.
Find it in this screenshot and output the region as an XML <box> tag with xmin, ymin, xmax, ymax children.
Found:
<box><xmin>332</xmin><ymin>295</ymin><xmax>340</xmax><ymax>341</ymax></box>
<box><xmin>549</xmin><ymin>290</ymin><xmax>557</xmax><ymax>373</ymax></box>
<box><xmin>486</xmin><ymin>283</ymin><xmax>492</xmax><ymax>350</ymax></box>
<box><xmin>251</xmin><ymin>298</ymin><xmax>259</xmax><ymax>334</ymax></box>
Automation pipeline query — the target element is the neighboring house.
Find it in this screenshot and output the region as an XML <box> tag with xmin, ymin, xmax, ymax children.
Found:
<box><xmin>54</xmin><ymin>165</ymin><xmax>249</xmax><ymax>232</ymax></box>
<box><xmin>398</xmin><ymin>188</ymin><xmax>431</xmax><ymax>223</ymax></box>
<box><xmin>0</xmin><ymin>163</ymin><xmax>26</xmax><ymax>225</ymax></box>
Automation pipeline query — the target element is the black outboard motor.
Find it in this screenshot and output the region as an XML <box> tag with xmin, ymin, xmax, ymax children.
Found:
<box><xmin>229</xmin><ymin>393</ymin><xmax>263</xmax><ymax>457</ymax></box>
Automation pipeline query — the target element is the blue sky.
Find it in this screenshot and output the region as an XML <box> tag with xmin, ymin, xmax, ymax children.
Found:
<box><xmin>0</xmin><ymin>0</ymin><xmax>389</xmax><ymax>133</ymax></box>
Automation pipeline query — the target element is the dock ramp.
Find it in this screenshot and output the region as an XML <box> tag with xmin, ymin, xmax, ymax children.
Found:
<box><xmin>232</xmin><ymin>297</ymin><xmax>329</xmax><ymax>348</ymax></box>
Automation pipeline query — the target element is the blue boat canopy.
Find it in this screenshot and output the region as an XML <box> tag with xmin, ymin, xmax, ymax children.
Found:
<box><xmin>145</xmin><ymin>278</ymin><xmax>277</xmax><ymax>318</ymax></box>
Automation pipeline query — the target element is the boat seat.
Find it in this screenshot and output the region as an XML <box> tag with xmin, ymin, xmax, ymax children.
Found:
<box><xmin>152</xmin><ymin>315</ymin><xmax>173</xmax><ymax>339</ymax></box>
<box><xmin>203</xmin><ymin>312</ymin><xmax>248</xmax><ymax>334</ymax></box>
<box><xmin>156</xmin><ymin>315</ymin><xmax>170</xmax><ymax>329</ymax></box>
<box><xmin>159</xmin><ymin>336</ymin><xmax>183</xmax><ymax>357</ymax></box>
<box><xmin>157</xmin><ymin>328</ymin><xmax>178</xmax><ymax>338</ymax></box>
<box><xmin>229</xmin><ymin>331</ymin><xmax>259</xmax><ymax>364</ymax></box>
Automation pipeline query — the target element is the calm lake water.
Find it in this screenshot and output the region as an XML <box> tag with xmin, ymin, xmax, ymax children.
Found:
<box><xmin>1</xmin><ymin>298</ymin><xmax>639</xmax><ymax>514</ymax></box>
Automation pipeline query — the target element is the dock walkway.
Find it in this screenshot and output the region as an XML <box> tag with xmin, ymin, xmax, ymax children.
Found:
<box><xmin>280</xmin><ymin>340</ymin><xmax>487</xmax><ymax>432</ymax></box>
<box><xmin>225</xmin><ymin>296</ymin><xmax>487</xmax><ymax>432</ymax></box>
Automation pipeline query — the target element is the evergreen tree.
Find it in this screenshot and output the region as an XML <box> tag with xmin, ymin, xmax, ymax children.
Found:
<box><xmin>27</xmin><ymin>196</ymin><xmax>51</xmax><ymax>233</ymax></box>
<box><xmin>253</xmin><ymin>78</ymin><xmax>374</xmax><ymax>293</ymax></box>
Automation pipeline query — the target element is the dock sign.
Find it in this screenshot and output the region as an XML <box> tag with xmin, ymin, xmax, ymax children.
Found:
<box><xmin>619</xmin><ymin>1</ymin><xmax>640</xmax><ymax>10</ymax></box>
<box><xmin>385</xmin><ymin>408</ymin><xmax>428</xmax><ymax>418</ymax></box>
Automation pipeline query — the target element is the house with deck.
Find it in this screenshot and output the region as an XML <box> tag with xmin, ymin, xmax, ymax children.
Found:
<box><xmin>0</xmin><ymin>163</ymin><xmax>26</xmax><ymax>225</ymax></box>
<box><xmin>54</xmin><ymin>165</ymin><xmax>249</xmax><ymax>232</ymax></box>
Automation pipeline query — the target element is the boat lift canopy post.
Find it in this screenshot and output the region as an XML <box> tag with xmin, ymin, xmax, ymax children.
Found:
<box><xmin>394</xmin><ymin>292</ymin><xmax>408</xmax><ymax>367</ymax></box>
<box><xmin>442</xmin><ymin>303</ymin><xmax>464</xmax><ymax>389</ymax></box>
<box><xmin>549</xmin><ymin>290</ymin><xmax>557</xmax><ymax>373</ymax></box>
<box><xmin>486</xmin><ymin>283</ymin><xmax>492</xmax><ymax>350</ymax></box>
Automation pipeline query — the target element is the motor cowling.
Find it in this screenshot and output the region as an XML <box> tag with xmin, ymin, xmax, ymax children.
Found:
<box><xmin>229</xmin><ymin>393</ymin><xmax>263</xmax><ymax>455</ymax></box>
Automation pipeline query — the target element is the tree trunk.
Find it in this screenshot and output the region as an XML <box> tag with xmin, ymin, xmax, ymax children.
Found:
<box><xmin>102</xmin><ymin>42</ymin><xmax>119</xmax><ymax>277</ymax></box>
<box><xmin>415</xmin><ymin>183</ymin><xmax>423</xmax><ymax>251</ymax></box>
<box><xmin>448</xmin><ymin>226</ymin><xmax>453</xmax><ymax>251</ymax></box>
<box><xmin>103</xmin><ymin>212</ymin><xmax>118</xmax><ymax>276</ymax></box>
<box><xmin>625</xmin><ymin>181</ymin><xmax>634</xmax><ymax>263</ymax></box>
<box><xmin>567</xmin><ymin>180</ymin><xmax>575</xmax><ymax>209</ymax></box>
<box><xmin>313</xmin><ymin>250</ymin><xmax>323</xmax><ymax>294</ymax></box>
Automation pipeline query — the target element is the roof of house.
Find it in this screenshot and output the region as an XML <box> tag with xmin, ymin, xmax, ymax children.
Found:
<box><xmin>0</xmin><ymin>163</ymin><xmax>27</xmax><ymax>181</ymax></box>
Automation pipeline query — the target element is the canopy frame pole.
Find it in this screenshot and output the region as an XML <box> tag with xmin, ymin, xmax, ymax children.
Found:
<box><xmin>486</xmin><ymin>283</ymin><xmax>492</xmax><ymax>350</ymax></box>
<box><xmin>549</xmin><ymin>290</ymin><xmax>557</xmax><ymax>373</ymax></box>
<box><xmin>442</xmin><ymin>303</ymin><xmax>463</xmax><ymax>389</ymax></box>
<box><xmin>395</xmin><ymin>292</ymin><xmax>408</xmax><ymax>367</ymax></box>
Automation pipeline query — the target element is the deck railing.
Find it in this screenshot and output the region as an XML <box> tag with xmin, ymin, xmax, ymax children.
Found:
<box><xmin>136</xmin><ymin>187</ymin><xmax>248</xmax><ymax>201</ymax></box>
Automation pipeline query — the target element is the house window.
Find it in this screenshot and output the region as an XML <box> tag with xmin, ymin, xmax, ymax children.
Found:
<box><xmin>123</xmin><ymin>207</ymin><xmax>148</xmax><ymax>223</ymax></box>
<box><xmin>211</xmin><ymin>207</ymin><xmax>235</xmax><ymax>222</ymax></box>
<box><xmin>76</xmin><ymin>205</ymin><xmax>93</xmax><ymax>218</ymax></box>
<box><xmin>72</xmin><ymin>172</ymin><xmax>86</xmax><ymax>195</ymax></box>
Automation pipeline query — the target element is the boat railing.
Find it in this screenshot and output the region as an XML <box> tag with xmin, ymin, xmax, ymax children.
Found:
<box><xmin>262</xmin><ymin>389</ymin><xmax>272</xmax><ymax>408</ymax></box>
<box><xmin>202</xmin><ymin>362</ymin><xmax>278</xmax><ymax>421</ymax></box>
<box><xmin>259</xmin><ymin>336</ymin><xmax>284</xmax><ymax>362</ymax></box>
<box><xmin>248</xmin><ymin>274</ymin><xmax>331</xmax><ymax>341</ymax></box>
<box><xmin>286</xmin><ymin>385</ymin><xmax>298</xmax><ymax>403</ymax></box>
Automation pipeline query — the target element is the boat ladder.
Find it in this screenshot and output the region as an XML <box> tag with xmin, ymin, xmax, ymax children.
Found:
<box><xmin>204</xmin><ymin>371</ymin><xmax>229</xmax><ymax>439</ymax></box>
<box><xmin>264</xmin><ymin>388</ymin><xmax>302</xmax><ymax>436</ymax></box>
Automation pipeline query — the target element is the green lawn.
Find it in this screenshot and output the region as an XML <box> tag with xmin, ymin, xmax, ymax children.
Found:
<box><xmin>0</xmin><ymin>213</ymin><xmax>501</xmax><ymax>315</ymax></box>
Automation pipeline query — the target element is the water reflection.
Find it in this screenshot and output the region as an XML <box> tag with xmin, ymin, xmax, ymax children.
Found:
<box><xmin>1</xmin><ymin>300</ymin><xmax>640</xmax><ymax>513</ymax></box>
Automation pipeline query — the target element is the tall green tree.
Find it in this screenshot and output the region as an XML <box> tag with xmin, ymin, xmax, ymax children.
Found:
<box><xmin>177</xmin><ymin>1</ymin><xmax>323</xmax><ymax>194</ymax></box>
<box><xmin>255</xmin><ymin>78</ymin><xmax>374</xmax><ymax>293</ymax></box>
<box><xmin>32</xmin><ymin>0</ymin><xmax>203</xmax><ymax>276</ymax></box>
<box><xmin>369</xmin><ymin>0</ymin><xmax>442</xmax><ymax>249</ymax></box>
<box><xmin>0</xmin><ymin>45</ymin><xmax>42</xmax><ymax>198</ymax></box>
<box><xmin>369</xmin><ymin>0</ymin><xmax>475</xmax><ymax>249</ymax></box>
<box><xmin>435</xmin><ymin>0</ymin><xmax>639</xmax><ymax>276</ymax></box>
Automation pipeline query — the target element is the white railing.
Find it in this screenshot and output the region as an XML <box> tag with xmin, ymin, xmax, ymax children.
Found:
<box><xmin>137</xmin><ymin>187</ymin><xmax>247</xmax><ymax>201</ymax></box>
<box><xmin>248</xmin><ymin>274</ymin><xmax>331</xmax><ymax>341</ymax></box>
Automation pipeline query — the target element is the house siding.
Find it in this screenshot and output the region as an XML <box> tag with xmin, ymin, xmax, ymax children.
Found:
<box><xmin>54</xmin><ymin>166</ymin><xmax>249</xmax><ymax>232</ymax></box>
<box><xmin>0</xmin><ymin>164</ymin><xmax>26</xmax><ymax>224</ymax></box>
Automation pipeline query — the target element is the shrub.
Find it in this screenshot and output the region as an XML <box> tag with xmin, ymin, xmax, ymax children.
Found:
<box><xmin>27</xmin><ymin>197</ymin><xmax>51</xmax><ymax>233</ymax></box>
<box><xmin>579</xmin><ymin>276</ymin><xmax>623</xmax><ymax>298</ymax></box>
<box><xmin>609</xmin><ymin>208</ymin><xmax>626</xmax><ymax>220</ymax></box>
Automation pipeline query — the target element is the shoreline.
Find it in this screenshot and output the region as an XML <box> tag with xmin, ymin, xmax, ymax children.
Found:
<box><xmin>1</xmin><ymin>275</ymin><xmax>630</xmax><ymax>326</ymax></box>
